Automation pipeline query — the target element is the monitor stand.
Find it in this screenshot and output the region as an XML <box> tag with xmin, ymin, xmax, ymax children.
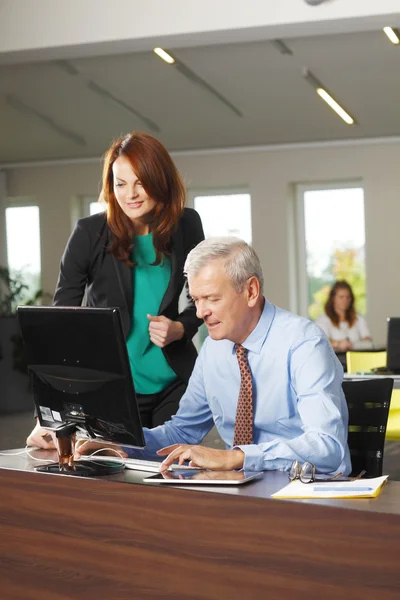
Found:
<box><xmin>34</xmin><ymin>423</ymin><xmax>125</xmax><ymax>477</ymax></box>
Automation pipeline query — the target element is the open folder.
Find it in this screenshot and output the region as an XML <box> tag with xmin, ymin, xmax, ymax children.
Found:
<box><xmin>272</xmin><ymin>475</ymin><xmax>388</xmax><ymax>499</ymax></box>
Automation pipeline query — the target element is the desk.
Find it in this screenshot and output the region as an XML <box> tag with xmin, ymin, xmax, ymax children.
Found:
<box><xmin>1</xmin><ymin>450</ymin><xmax>400</xmax><ymax>599</ymax></box>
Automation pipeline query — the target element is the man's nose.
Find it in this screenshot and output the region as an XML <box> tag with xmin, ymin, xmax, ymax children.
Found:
<box><xmin>196</xmin><ymin>303</ymin><xmax>210</xmax><ymax>320</ymax></box>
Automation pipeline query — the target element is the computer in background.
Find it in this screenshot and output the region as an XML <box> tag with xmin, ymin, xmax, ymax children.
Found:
<box><xmin>373</xmin><ymin>317</ymin><xmax>400</xmax><ymax>375</ymax></box>
<box><xmin>386</xmin><ymin>317</ymin><xmax>400</xmax><ymax>374</ymax></box>
<box><xmin>18</xmin><ymin>306</ymin><xmax>150</xmax><ymax>477</ymax></box>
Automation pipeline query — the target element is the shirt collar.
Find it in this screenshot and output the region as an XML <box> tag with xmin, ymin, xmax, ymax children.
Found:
<box><xmin>232</xmin><ymin>298</ymin><xmax>276</xmax><ymax>356</ymax></box>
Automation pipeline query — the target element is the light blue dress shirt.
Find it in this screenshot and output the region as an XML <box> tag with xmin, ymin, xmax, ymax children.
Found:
<box><xmin>143</xmin><ymin>299</ymin><xmax>352</xmax><ymax>475</ymax></box>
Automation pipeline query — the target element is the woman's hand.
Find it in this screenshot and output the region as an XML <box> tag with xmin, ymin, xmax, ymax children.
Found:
<box><xmin>333</xmin><ymin>339</ymin><xmax>353</xmax><ymax>352</ymax></box>
<box><xmin>147</xmin><ymin>314</ymin><xmax>185</xmax><ymax>348</ymax></box>
<box><xmin>26</xmin><ymin>421</ymin><xmax>57</xmax><ymax>449</ymax></box>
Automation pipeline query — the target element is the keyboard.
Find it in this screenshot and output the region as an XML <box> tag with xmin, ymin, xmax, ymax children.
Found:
<box><xmin>78</xmin><ymin>455</ymin><xmax>202</xmax><ymax>472</ymax></box>
<box><xmin>77</xmin><ymin>455</ymin><xmax>161</xmax><ymax>472</ymax></box>
<box><xmin>372</xmin><ymin>367</ymin><xmax>400</xmax><ymax>375</ymax></box>
<box><xmin>124</xmin><ymin>459</ymin><xmax>202</xmax><ymax>472</ymax></box>
<box><xmin>124</xmin><ymin>458</ymin><xmax>163</xmax><ymax>472</ymax></box>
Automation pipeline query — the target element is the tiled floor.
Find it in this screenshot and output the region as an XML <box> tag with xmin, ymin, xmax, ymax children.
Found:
<box><xmin>1</xmin><ymin>411</ymin><xmax>399</xmax><ymax>480</ymax></box>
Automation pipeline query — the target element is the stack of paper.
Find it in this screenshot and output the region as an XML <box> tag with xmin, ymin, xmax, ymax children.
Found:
<box><xmin>272</xmin><ymin>475</ymin><xmax>388</xmax><ymax>499</ymax></box>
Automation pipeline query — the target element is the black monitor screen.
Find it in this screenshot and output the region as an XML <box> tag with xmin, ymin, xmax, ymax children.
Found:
<box><xmin>387</xmin><ymin>317</ymin><xmax>400</xmax><ymax>372</ymax></box>
<box><xmin>17</xmin><ymin>306</ymin><xmax>145</xmax><ymax>449</ymax></box>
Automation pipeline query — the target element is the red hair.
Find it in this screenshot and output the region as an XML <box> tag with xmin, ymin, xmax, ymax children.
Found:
<box><xmin>102</xmin><ymin>132</ymin><xmax>185</xmax><ymax>266</ymax></box>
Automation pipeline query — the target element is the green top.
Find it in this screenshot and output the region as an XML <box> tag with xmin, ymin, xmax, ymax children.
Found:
<box><xmin>126</xmin><ymin>233</ymin><xmax>177</xmax><ymax>394</ymax></box>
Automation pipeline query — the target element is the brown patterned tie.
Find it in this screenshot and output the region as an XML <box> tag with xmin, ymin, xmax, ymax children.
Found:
<box><xmin>233</xmin><ymin>344</ymin><xmax>253</xmax><ymax>446</ymax></box>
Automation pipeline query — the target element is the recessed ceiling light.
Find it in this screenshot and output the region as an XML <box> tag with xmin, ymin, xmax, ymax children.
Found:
<box><xmin>383</xmin><ymin>27</ymin><xmax>400</xmax><ymax>46</ymax></box>
<box><xmin>303</xmin><ymin>69</ymin><xmax>356</xmax><ymax>126</ymax></box>
<box><xmin>316</xmin><ymin>89</ymin><xmax>354</xmax><ymax>125</ymax></box>
<box><xmin>153</xmin><ymin>47</ymin><xmax>175</xmax><ymax>64</ymax></box>
<box><xmin>383</xmin><ymin>27</ymin><xmax>400</xmax><ymax>45</ymax></box>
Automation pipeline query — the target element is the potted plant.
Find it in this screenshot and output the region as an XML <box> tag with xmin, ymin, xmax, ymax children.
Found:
<box><xmin>0</xmin><ymin>267</ymin><xmax>47</xmax><ymax>413</ymax></box>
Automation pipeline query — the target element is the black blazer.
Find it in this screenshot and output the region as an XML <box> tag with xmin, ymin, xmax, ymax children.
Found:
<box><xmin>53</xmin><ymin>208</ymin><xmax>205</xmax><ymax>384</ymax></box>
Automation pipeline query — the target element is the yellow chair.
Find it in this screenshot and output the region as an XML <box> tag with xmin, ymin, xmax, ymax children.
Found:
<box><xmin>386</xmin><ymin>389</ymin><xmax>400</xmax><ymax>441</ymax></box>
<box><xmin>346</xmin><ymin>351</ymin><xmax>387</xmax><ymax>374</ymax></box>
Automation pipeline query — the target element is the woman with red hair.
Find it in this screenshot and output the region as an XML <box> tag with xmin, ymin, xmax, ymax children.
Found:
<box><xmin>27</xmin><ymin>132</ymin><xmax>204</xmax><ymax>448</ymax></box>
<box><xmin>315</xmin><ymin>280</ymin><xmax>372</xmax><ymax>353</ymax></box>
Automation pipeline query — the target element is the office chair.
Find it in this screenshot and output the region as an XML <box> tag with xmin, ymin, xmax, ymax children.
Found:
<box><xmin>342</xmin><ymin>378</ymin><xmax>393</xmax><ymax>478</ymax></box>
<box><xmin>346</xmin><ymin>351</ymin><xmax>387</xmax><ymax>374</ymax></box>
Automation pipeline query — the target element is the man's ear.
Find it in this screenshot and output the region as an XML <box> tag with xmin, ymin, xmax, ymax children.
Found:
<box><xmin>246</xmin><ymin>276</ymin><xmax>260</xmax><ymax>307</ymax></box>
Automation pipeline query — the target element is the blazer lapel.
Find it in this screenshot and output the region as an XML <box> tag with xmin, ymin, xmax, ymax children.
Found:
<box><xmin>159</xmin><ymin>226</ymin><xmax>184</xmax><ymax>314</ymax></box>
<box><xmin>112</xmin><ymin>253</ymin><xmax>133</xmax><ymax>315</ymax></box>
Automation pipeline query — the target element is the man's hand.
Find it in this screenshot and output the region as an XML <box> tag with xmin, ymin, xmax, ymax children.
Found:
<box><xmin>157</xmin><ymin>444</ymin><xmax>244</xmax><ymax>472</ymax></box>
<box><xmin>74</xmin><ymin>439</ymin><xmax>128</xmax><ymax>460</ymax></box>
<box><xmin>147</xmin><ymin>315</ymin><xmax>184</xmax><ymax>348</ymax></box>
<box><xmin>26</xmin><ymin>421</ymin><xmax>56</xmax><ymax>450</ymax></box>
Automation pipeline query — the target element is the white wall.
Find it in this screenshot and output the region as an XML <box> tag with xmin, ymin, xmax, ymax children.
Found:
<box><xmin>5</xmin><ymin>138</ymin><xmax>400</xmax><ymax>345</ymax></box>
<box><xmin>1</xmin><ymin>0</ymin><xmax>400</xmax><ymax>62</ymax></box>
<box><xmin>0</xmin><ymin>171</ymin><xmax>8</xmax><ymax>267</ymax></box>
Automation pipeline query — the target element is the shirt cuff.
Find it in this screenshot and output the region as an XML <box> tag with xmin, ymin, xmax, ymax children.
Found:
<box><xmin>233</xmin><ymin>444</ymin><xmax>265</xmax><ymax>471</ymax></box>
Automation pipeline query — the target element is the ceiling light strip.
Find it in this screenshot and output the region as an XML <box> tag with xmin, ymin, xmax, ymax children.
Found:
<box><xmin>153</xmin><ymin>47</ymin><xmax>175</xmax><ymax>64</ymax></box>
<box><xmin>53</xmin><ymin>60</ymin><xmax>80</xmax><ymax>76</ymax></box>
<box><xmin>303</xmin><ymin>69</ymin><xmax>356</xmax><ymax>126</ymax></box>
<box><xmin>316</xmin><ymin>89</ymin><xmax>354</xmax><ymax>125</ymax></box>
<box><xmin>383</xmin><ymin>27</ymin><xmax>400</xmax><ymax>45</ymax></box>
<box><xmin>175</xmin><ymin>62</ymin><xmax>243</xmax><ymax>117</ymax></box>
<box><xmin>153</xmin><ymin>47</ymin><xmax>243</xmax><ymax>118</ymax></box>
<box><xmin>270</xmin><ymin>39</ymin><xmax>293</xmax><ymax>56</ymax></box>
<box><xmin>53</xmin><ymin>59</ymin><xmax>160</xmax><ymax>133</ymax></box>
<box><xmin>5</xmin><ymin>94</ymin><xmax>87</xmax><ymax>146</ymax></box>
<box><xmin>87</xmin><ymin>81</ymin><xmax>160</xmax><ymax>132</ymax></box>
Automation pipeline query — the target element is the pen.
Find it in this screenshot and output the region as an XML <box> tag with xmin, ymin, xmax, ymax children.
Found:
<box><xmin>312</xmin><ymin>486</ymin><xmax>374</xmax><ymax>492</ymax></box>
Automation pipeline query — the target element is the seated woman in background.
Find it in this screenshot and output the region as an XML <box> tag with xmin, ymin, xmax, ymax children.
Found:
<box><xmin>315</xmin><ymin>280</ymin><xmax>372</xmax><ymax>353</ymax></box>
<box><xmin>27</xmin><ymin>131</ymin><xmax>205</xmax><ymax>449</ymax></box>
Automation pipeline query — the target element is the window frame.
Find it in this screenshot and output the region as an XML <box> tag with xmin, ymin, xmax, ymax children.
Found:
<box><xmin>70</xmin><ymin>195</ymin><xmax>105</xmax><ymax>231</ymax></box>
<box><xmin>4</xmin><ymin>196</ymin><xmax>42</xmax><ymax>291</ymax></box>
<box><xmin>294</xmin><ymin>180</ymin><xmax>364</xmax><ymax>318</ymax></box>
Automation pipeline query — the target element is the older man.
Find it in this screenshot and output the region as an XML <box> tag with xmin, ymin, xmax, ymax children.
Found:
<box><xmin>144</xmin><ymin>236</ymin><xmax>351</xmax><ymax>475</ymax></box>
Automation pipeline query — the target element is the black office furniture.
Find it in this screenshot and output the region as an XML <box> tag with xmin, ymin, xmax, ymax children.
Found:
<box><xmin>343</xmin><ymin>378</ymin><xmax>393</xmax><ymax>478</ymax></box>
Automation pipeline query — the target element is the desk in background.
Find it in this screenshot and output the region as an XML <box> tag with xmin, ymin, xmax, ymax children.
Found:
<box><xmin>0</xmin><ymin>449</ymin><xmax>400</xmax><ymax>599</ymax></box>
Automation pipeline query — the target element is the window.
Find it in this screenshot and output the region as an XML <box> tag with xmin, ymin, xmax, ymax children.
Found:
<box><xmin>5</xmin><ymin>201</ymin><xmax>41</xmax><ymax>307</ymax></box>
<box><xmin>190</xmin><ymin>191</ymin><xmax>252</xmax><ymax>244</ymax></box>
<box><xmin>187</xmin><ymin>190</ymin><xmax>252</xmax><ymax>350</ymax></box>
<box><xmin>295</xmin><ymin>184</ymin><xmax>366</xmax><ymax>319</ymax></box>
<box><xmin>71</xmin><ymin>196</ymin><xmax>106</xmax><ymax>231</ymax></box>
<box><xmin>82</xmin><ymin>196</ymin><xmax>106</xmax><ymax>216</ymax></box>
<box><xmin>89</xmin><ymin>200</ymin><xmax>106</xmax><ymax>215</ymax></box>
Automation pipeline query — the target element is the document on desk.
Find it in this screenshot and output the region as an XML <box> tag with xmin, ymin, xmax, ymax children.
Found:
<box><xmin>271</xmin><ymin>475</ymin><xmax>389</xmax><ymax>499</ymax></box>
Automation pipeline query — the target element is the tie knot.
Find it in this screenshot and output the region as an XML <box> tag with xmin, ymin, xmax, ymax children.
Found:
<box><xmin>235</xmin><ymin>344</ymin><xmax>247</xmax><ymax>360</ymax></box>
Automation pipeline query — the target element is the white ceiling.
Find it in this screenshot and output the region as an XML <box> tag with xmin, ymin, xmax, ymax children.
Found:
<box><xmin>0</xmin><ymin>28</ymin><xmax>399</xmax><ymax>164</ymax></box>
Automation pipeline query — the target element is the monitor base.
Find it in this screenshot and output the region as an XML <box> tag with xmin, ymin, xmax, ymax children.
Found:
<box><xmin>35</xmin><ymin>460</ymin><xmax>124</xmax><ymax>477</ymax></box>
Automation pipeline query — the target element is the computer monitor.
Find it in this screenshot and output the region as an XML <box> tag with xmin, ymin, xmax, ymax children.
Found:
<box><xmin>386</xmin><ymin>317</ymin><xmax>400</xmax><ymax>373</ymax></box>
<box><xmin>17</xmin><ymin>306</ymin><xmax>145</xmax><ymax>476</ymax></box>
